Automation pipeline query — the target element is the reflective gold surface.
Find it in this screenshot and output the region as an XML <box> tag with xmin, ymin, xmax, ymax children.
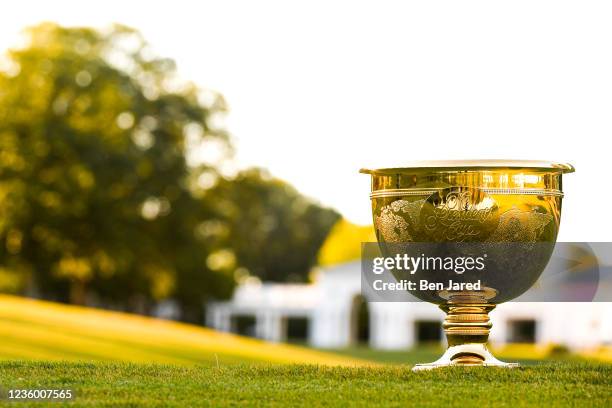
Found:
<box><xmin>362</xmin><ymin>162</ymin><xmax>574</xmax><ymax>370</ymax></box>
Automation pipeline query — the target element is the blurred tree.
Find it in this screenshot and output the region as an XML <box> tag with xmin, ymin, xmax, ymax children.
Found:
<box><xmin>0</xmin><ymin>23</ymin><xmax>339</xmax><ymax>322</ymax></box>
<box><xmin>206</xmin><ymin>169</ymin><xmax>340</xmax><ymax>282</ymax></box>
<box><xmin>0</xmin><ymin>23</ymin><xmax>233</xmax><ymax>314</ymax></box>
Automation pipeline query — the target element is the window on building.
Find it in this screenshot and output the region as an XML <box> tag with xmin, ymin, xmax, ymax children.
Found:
<box><xmin>286</xmin><ymin>317</ymin><xmax>309</xmax><ymax>343</ymax></box>
<box><xmin>415</xmin><ymin>320</ymin><xmax>442</xmax><ymax>344</ymax></box>
<box><xmin>507</xmin><ymin>319</ymin><xmax>537</xmax><ymax>343</ymax></box>
<box><xmin>351</xmin><ymin>295</ymin><xmax>370</xmax><ymax>344</ymax></box>
<box><xmin>231</xmin><ymin>315</ymin><xmax>256</xmax><ymax>337</ymax></box>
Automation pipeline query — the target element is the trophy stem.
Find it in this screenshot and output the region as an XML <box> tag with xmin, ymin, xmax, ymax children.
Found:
<box><xmin>442</xmin><ymin>303</ymin><xmax>494</xmax><ymax>349</ymax></box>
<box><xmin>413</xmin><ymin>294</ymin><xmax>518</xmax><ymax>371</ymax></box>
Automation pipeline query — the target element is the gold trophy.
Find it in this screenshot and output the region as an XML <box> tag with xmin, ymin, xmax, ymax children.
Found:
<box><xmin>361</xmin><ymin>160</ymin><xmax>574</xmax><ymax>370</ymax></box>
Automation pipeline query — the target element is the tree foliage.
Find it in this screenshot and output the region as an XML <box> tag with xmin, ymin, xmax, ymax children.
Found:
<box><xmin>206</xmin><ymin>168</ymin><xmax>340</xmax><ymax>282</ymax></box>
<box><xmin>0</xmin><ymin>23</ymin><xmax>235</xmax><ymax>312</ymax></box>
<box><xmin>0</xmin><ymin>23</ymin><xmax>339</xmax><ymax>320</ymax></box>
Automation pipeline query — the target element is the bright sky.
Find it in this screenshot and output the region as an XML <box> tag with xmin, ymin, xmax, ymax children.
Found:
<box><xmin>1</xmin><ymin>1</ymin><xmax>611</xmax><ymax>241</ymax></box>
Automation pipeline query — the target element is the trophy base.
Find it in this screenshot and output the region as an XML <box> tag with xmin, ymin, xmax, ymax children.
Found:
<box><xmin>412</xmin><ymin>344</ymin><xmax>519</xmax><ymax>372</ymax></box>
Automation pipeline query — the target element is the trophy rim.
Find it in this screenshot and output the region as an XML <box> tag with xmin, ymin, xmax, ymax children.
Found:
<box><xmin>360</xmin><ymin>160</ymin><xmax>575</xmax><ymax>175</ymax></box>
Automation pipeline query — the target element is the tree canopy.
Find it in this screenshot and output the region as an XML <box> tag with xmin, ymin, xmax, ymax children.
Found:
<box><xmin>0</xmin><ymin>23</ymin><xmax>338</xmax><ymax>321</ymax></box>
<box><xmin>208</xmin><ymin>168</ymin><xmax>340</xmax><ymax>282</ymax></box>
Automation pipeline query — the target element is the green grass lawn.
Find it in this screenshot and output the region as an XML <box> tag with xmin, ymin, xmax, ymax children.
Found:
<box><xmin>324</xmin><ymin>344</ymin><xmax>587</xmax><ymax>366</ymax></box>
<box><xmin>0</xmin><ymin>361</ymin><xmax>609</xmax><ymax>407</ymax></box>
<box><xmin>1</xmin><ymin>296</ymin><xmax>610</xmax><ymax>406</ymax></box>
<box><xmin>322</xmin><ymin>345</ymin><xmax>448</xmax><ymax>365</ymax></box>
<box><xmin>0</xmin><ymin>295</ymin><xmax>365</xmax><ymax>367</ymax></box>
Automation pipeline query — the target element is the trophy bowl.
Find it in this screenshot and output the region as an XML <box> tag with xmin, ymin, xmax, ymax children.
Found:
<box><xmin>361</xmin><ymin>160</ymin><xmax>574</xmax><ymax>370</ymax></box>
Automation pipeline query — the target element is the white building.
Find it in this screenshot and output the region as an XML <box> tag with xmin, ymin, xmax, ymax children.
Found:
<box><xmin>207</xmin><ymin>259</ymin><xmax>611</xmax><ymax>350</ymax></box>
